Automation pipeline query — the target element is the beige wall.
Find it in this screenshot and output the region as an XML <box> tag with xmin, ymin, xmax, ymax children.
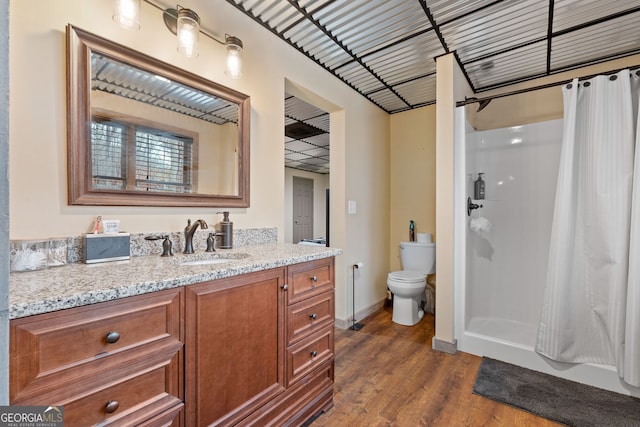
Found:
<box><xmin>434</xmin><ymin>54</ymin><xmax>474</xmax><ymax>350</ymax></box>
<box><xmin>9</xmin><ymin>0</ymin><xmax>390</xmax><ymax>324</ymax></box>
<box><xmin>389</xmin><ymin>105</ymin><xmax>436</xmax><ymax>271</ymax></box>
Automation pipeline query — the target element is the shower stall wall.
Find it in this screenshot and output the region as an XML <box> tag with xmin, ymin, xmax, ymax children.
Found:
<box><xmin>454</xmin><ymin>108</ymin><xmax>640</xmax><ymax>397</ymax></box>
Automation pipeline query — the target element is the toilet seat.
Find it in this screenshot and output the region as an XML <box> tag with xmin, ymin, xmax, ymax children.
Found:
<box><xmin>388</xmin><ymin>270</ymin><xmax>427</xmax><ymax>283</ymax></box>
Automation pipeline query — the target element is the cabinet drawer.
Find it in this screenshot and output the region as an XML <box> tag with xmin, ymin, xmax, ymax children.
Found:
<box><xmin>287</xmin><ymin>258</ymin><xmax>334</xmax><ymax>305</ymax></box>
<box><xmin>10</xmin><ymin>288</ymin><xmax>183</xmax><ymax>403</ymax></box>
<box><xmin>287</xmin><ymin>291</ymin><xmax>334</xmax><ymax>345</ymax></box>
<box><xmin>286</xmin><ymin>326</ymin><xmax>334</xmax><ymax>386</ymax></box>
<box><xmin>61</xmin><ymin>355</ymin><xmax>183</xmax><ymax>426</ymax></box>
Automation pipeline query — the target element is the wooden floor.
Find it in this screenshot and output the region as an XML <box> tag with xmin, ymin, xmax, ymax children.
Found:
<box><xmin>311</xmin><ymin>307</ymin><xmax>562</xmax><ymax>427</ymax></box>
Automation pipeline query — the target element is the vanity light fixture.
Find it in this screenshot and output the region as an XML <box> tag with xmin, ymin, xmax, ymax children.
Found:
<box><xmin>158</xmin><ymin>4</ymin><xmax>244</xmax><ymax>77</ymax></box>
<box><xmin>113</xmin><ymin>0</ymin><xmax>141</xmax><ymax>31</ymax></box>
<box><xmin>116</xmin><ymin>1</ymin><xmax>246</xmax><ymax>77</ymax></box>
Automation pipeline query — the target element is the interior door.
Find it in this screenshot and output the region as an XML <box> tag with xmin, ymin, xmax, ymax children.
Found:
<box><xmin>292</xmin><ymin>177</ymin><xmax>314</xmax><ymax>243</ymax></box>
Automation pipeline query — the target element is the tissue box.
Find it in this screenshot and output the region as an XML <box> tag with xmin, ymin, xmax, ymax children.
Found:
<box><xmin>84</xmin><ymin>233</ymin><xmax>130</xmax><ymax>264</ymax></box>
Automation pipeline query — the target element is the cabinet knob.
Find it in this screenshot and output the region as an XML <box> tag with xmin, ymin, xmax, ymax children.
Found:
<box><xmin>310</xmin><ymin>276</ymin><xmax>318</xmax><ymax>282</ymax></box>
<box><xmin>281</xmin><ymin>284</ymin><xmax>288</xmax><ymax>291</ymax></box>
<box><xmin>309</xmin><ymin>313</ymin><xmax>317</xmax><ymax>320</ymax></box>
<box><xmin>105</xmin><ymin>331</ymin><xmax>120</xmax><ymax>344</ymax></box>
<box><xmin>310</xmin><ymin>350</ymin><xmax>318</xmax><ymax>358</ymax></box>
<box><xmin>105</xmin><ymin>400</ymin><xmax>119</xmax><ymax>413</ymax></box>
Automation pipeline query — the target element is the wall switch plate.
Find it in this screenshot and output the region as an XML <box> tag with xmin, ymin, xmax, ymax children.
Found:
<box><xmin>348</xmin><ymin>200</ymin><xmax>357</xmax><ymax>214</ymax></box>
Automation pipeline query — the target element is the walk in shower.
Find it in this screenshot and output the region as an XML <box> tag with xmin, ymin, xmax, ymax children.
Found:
<box><xmin>454</xmin><ymin>107</ymin><xmax>640</xmax><ymax>397</ymax></box>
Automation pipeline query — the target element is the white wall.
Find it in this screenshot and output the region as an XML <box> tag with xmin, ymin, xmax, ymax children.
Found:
<box><xmin>8</xmin><ymin>0</ymin><xmax>390</xmax><ymax>328</ymax></box>
<box><xmin>465</xmin><ymin>119</ymin><xmax>563</xmax><ymax>345</ymax></box>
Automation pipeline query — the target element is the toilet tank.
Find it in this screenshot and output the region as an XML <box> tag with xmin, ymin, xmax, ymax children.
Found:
<box><xmin>400</xmin><ymin>241</ymin><xmax>436</xmax><ymax>274</ymax></box>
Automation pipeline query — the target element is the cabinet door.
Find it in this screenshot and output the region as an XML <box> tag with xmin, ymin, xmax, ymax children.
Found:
<box><xmin>185</xmin><ymin>268</ymin><xmax>286</xmax><ymax>426</ymax></box>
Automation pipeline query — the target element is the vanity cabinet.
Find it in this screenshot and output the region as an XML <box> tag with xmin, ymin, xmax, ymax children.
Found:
<box><xmin>10</xmin><ymin>288</ymin><xmax>184</xmax><ymax>426</ymax></box>
<box><xmin>10</xmin><ymin>257</ymin><xmax>335</xmax><ymax>427</ymax></box>
<box><xmin>186</xmin><ymin>257</ymin><xmax>335</xmax><ymax>426</ymax></box>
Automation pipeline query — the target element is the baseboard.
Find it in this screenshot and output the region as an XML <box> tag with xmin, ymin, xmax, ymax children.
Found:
<box><xmin>432</xmin><ymin>337</ymin><xmax>458</xmax><ymax>354</ymax></box>
<box><xmin>335</xmin><ymin>299</ymin><xmax>386</xmax><ymax>330</ymax></box>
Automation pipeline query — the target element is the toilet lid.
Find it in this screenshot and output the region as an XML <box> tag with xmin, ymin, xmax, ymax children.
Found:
<box><xmin>388</xmin><ymin>271</ymin><xmax>427</xmax><ymax>282</ymax></box>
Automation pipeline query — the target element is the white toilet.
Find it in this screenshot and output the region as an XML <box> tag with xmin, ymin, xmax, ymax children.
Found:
<box><xmin>387</xmin><ymin>234</ymin><xmax>435</xmax><ymax>326</ymax></box>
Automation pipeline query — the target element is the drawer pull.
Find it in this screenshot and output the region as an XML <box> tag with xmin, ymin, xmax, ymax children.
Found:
<box><xmin>310</xmin><ymin>276</ymin><xmax>318</xmax><ymax>282</ymax></box>
<box><xmin>281</xmin><ymin>284</ymin><xmax>288</xmax><ymax>291</ymax></box>
<box><xmin>105</xmin><ymin>400</ymin><xmax>119</xmax><ymax>414</ymax></box>
<box><xmin>309</xmin><ymin>313</ymin><xmax>317</xmax><ymax>320</ymax></box>
<box><xmin>105</xmin><ymin>331</ymin><xmax>121</xmax><ymax>344</ymax></box>
<box><xmin>310</xmin><ymin>350</ymin><xmax>318</xmax><ymax>358</ymax></box>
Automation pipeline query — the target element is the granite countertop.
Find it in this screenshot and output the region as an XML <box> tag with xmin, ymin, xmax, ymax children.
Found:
<box><xmin>10</xmin><ymin>243</ymin><xmax>342</xmax><ymax>319</ymax></box>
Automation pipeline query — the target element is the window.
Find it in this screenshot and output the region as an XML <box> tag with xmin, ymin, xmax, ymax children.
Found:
<box><xmin>91</xmin><ymin>118</ymin><xmax>194</xmax><ymax>193</ymax></box>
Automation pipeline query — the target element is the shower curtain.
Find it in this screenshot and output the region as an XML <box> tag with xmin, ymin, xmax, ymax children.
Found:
<box><xmin>535</xmin><ymin>69</ymin><xmax>640</xmax><ymax>387</ymax></box>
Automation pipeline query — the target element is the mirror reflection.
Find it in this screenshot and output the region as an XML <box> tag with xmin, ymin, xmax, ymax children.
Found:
<box><xmin>91</xmin><ymin>53</ymin><xmax>239</xmax><ymax>195</ymax></box>
<box><xmin>67</xmin><ymin>25</ymin><xmax>250</xmax><ymax>207</ymax></box>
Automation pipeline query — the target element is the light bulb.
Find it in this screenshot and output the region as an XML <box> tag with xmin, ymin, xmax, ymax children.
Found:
<box><xmin>113</xmin><ymin>0</ymin><xmax>140</xmax><ymax>31</ymax></box>
<box><xmin>177</xmin><ymin>9</ymin><xmax>200</xmax><ymax>58</ymax></box>
<box><xmin>225</xmin><ymin>36</ymin><xmax>243</xmax><ymax>79</ymax></box>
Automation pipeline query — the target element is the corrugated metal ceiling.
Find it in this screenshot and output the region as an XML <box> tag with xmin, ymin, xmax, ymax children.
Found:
<box><xmin>284</xmin><ymin>94</ymin><xmax>330</xmax><ymax>174</ymax></box>
<box><xmin>228</xmin><ymin>0</ymin><xmax>640</xmax><ymax>114</ymax></box>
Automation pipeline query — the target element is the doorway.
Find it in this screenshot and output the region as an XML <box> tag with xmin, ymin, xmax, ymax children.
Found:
<box><xmin>284</xmin><ymin>92</ymin><xmax>330</xmax><ymax>244</ymax></box>
<box><xmin>292</xmin><ymin>176</ymin><xmax>314</xmax><ymax>243</ymax></box>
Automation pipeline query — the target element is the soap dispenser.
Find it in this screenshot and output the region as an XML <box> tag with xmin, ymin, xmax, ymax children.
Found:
<box><xmin>474</xmin><ymin>173</ymin><xmax>485</xmax><ymax>200</ymax></box>
<box><xmin>216</xmin><ymin>211</ymin><xmax>233</xmax><ymax>249</ymax></box>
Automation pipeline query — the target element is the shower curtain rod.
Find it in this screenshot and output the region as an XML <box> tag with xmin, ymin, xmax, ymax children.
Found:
<box><xmin>456</xmin><ymin>65</ymin><xmax>640</xmax><ymax>108</ymax></box>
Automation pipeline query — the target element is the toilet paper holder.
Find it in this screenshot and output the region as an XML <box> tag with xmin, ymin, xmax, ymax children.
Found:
<box><xmin>467</xmin><ymin>196</ymin><xmax>483</xmax><ymax>216</ymax></box>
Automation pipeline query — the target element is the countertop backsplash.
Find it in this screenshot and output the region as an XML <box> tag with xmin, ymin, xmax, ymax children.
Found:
<box><xmin>10</xmin><ymin>227</ymin><xmax>278</xmax><ymax>268</ymax></box>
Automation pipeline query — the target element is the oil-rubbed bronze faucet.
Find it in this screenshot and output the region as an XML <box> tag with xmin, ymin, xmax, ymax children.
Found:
<box><xmin>184</xmin><ymin>219</ymin><xmax>208</xmax><ymax>254</ymax></box>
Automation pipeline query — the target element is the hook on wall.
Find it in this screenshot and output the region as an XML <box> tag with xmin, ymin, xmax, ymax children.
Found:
<box><xmin>467</xmin><ymin>197</ymin><xmax>483</xmax><ymax>216</ymax></box>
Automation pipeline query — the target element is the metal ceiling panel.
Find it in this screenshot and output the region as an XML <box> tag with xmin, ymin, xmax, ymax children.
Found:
<box><xmin>368</xmin><ymin>89</ymin><xmax>410</xmax><ymax>113</ymax></box>
<box><xmin>285</xmin><ymin>139</ymin><xmax>320</xmax><ymax>152</ymax></box>
<box><xmin>285</xmin><ymin>116</ymin><xmax>297</xmax><ymax>126</ymax></box>
<box><xmin>439</xmin><ymin>0</ymin><xmax>549</xmax><ymax>63</ymax></box>
<box><xmin>334</xmin><ymin>61</ymin><xmax>385</xmax><ymax>94</ymax></box>
<box><xmin>303</xmin><ymin>134</ymin><xmax>330</xmax><ymax>147</ymax></box>
<box><xmin>466</xmin><ymin>41</ymin><xmax>548</xmax><ymax>89</ymax></box>
<box><xmin>285</xmin><ymin>151</ymin><xmax>311</xmax><ymax>161</ymax></box>
<box><xmin>394</xmin><ymin>74</ymin><xmax>437</xmax><ymax>107</ymax></box>
<box><xmin>362</xmin><ymin>31</ymin><xmax>444</xmax><ymax>85</ymax></box>
<box><xmin>427</xmin><ymin>0</ymin><xmax>497</xmax><ymax>24</ymax></box>
<box><xmin>304</xmin><ymin>116</ymin><xmax>330</xmax><ymax>133</ymax></box>
<box><xmin>551</xmin><ymin>13</ymin><xmax>640</xmax><ymax>70</ymax></box>
<box><xmin>316</xmin><ymin>0</ymin><xmax>432</xmax><ymax>57</ymax></box>
<box><xmin>301</xmin><ymin>147</ymin><xmax>330</xmax><ymax>157</ymax></box>
<box><xmin>239</xmin><ymin>0</ymin><xmax>306</xmax><ymax>32</ymax></box>
<box><xmin>285</xmin><ymin>95</ymin><xmax>326</xmax><ymax>120</ymax></box>
<box><xmin>553</xmin><ymin>0</ymin><xmax>640</xmax><ymax>31</ymax></box>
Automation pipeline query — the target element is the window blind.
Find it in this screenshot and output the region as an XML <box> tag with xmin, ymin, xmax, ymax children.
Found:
<box><xmin>91</xmin><ymin>119</ymin><xmax>193</xmax><ymax>193</ymax></box>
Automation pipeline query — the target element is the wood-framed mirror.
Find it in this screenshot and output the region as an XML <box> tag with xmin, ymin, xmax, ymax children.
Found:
<box><xmin>67</xmin><ymin>25</ymin><xmax>250</xmax><ymax>207</ymax></box>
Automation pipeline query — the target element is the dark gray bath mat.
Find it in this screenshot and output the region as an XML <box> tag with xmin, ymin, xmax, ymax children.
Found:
<box><xmin>473</xmin><ymin>357</ymin><xmax>640</xmax><ymax>427</ymax></box>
